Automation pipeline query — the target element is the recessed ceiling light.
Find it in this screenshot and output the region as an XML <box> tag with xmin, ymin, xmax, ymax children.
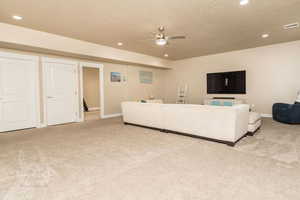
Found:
<box><xmin>261</xmin><ymin>34</ymin><xmax>269</xmax><ymax>38</ymax></box>
<box><xmin>240</xmin><ymin>0</ymin><xmax>249</xmax><ymax>6</ymax></box>
<box><xmin>117</xmin><ymin>42</ymin><xmax>123</xmax><ymax>46</ymax></box>
<box><xmin>164</xmin><ymin>54</ymin><xmax>169</xmax><ymax>57</ymax></box>
<box><xmin>12</xmin><ymin>15</ymin><xmax>23</xmax><ymax>20</ymax></box>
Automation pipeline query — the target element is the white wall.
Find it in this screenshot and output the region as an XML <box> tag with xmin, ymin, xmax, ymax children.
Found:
<box><xmin>165</xmin><ymin>40</ymin><xmax>300</xmax><ymax>115</ymax></box>
<box><xmin>104</xmin><ymin>63</ymin><xmax>166</xmax><ymax>115</ymax></box>
<box><xmin>0</xmin><ymin>23</ymin><xmax>171</xmax><ymax>68</ymax></box>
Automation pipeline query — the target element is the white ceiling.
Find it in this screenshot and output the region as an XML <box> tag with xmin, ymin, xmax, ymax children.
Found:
<box><xmin>0</xmin><ymin>0</ymin><xmax>300</xmax><ymax>60</ymax></box>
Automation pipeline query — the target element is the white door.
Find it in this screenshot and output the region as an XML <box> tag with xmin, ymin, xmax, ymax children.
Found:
<box><xmin>43</xmin><ymin>59</ymin><xmax>78</xmax><ymax>125</ymax></box>
<box><xmin>0</xmin><ymin>55</ymin><xmax>38</xmax><ymax>132</ymax></box>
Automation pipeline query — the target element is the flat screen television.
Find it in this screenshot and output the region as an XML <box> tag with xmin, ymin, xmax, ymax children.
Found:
<box><xmin>207</xmin><ymin>70</ymin><xmax>246</xmax><ymax>94</ymax></box>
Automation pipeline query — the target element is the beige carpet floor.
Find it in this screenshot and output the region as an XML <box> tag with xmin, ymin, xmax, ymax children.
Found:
<box><xmin>0</xmin><ymin>118</ymin><xmax>300</xmax><ymax>200</ymax></box>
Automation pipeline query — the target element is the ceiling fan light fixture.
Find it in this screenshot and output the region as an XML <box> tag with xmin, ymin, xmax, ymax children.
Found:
<box><xmin>261</xmin><ymin>34</ymin><xmax>269</xmax><ymax>38</ymax></box>
<box><xmin>12</xmin><ymin>15</ymin><xmax>23</xmax><ymax>20</ymax></box>
<box><xmin>156</xmin><ymin>38</ymin><xmax>167</xmax><ymax>46</ymax></box>
<box><xmin>240</xmin><ymin>0</ymin><xmax>249</xmax><ymax>6</ymax></box>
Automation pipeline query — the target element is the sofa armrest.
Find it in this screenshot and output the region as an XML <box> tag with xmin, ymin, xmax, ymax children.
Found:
<box><xmin>233</xmin><ymin>104</ymin><xmax>250</xmax><ymax>141</ymax></box>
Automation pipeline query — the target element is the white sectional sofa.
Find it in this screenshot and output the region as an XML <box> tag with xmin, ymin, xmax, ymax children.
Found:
<box><xmin>121</xmin><ymin>102</ymin><xmax>250</xmax><ymax>146</ymax></box>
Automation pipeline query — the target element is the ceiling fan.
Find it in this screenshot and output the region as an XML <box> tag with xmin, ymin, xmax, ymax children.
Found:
<box><xmin>154</xmin><ymin>26</ymin><xmax>186</xmax><ymax>46</ymax></box>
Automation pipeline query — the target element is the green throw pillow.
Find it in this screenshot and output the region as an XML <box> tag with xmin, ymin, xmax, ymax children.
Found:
<box><xmin>211</xmin><ymin>101</ymin><xmax>221</xmax><ymax>106</ymax></box>
<box><xmin>223</xmin><ymin>101</ymin><xmax>233</xmax><ymax>106</ymax></box>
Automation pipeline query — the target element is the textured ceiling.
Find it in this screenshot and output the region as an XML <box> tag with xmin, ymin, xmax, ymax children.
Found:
<box><xmin>0</xmin><ymin>0</ymin><xmax>300</xmax><ymax>60</ymax></box>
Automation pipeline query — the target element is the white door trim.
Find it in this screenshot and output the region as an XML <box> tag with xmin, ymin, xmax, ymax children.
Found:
<box><xmin>0</xmin><ymin>51</ymin><xmax>41</xmax><ymax>130</ymax></box>
<box><xmin>34</xmin><ymin>58</ymin><xmax>42</xmax><ymax>128</ymax></box>
<box><xmin>79</xmin><ymin>62</ymin><xmax>105</xmax><ymax>120</ymax></box>
<box><xmin>42</xmin><ymin>57</ymin><xmax>80</xmax><ymax>125</ymax></box>
<box><xmin>41</xmin><ymin>60</ymin><xmax>48</xmax><ymax>126</ymax></box>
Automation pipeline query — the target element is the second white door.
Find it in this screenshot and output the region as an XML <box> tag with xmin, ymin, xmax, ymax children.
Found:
<box><xmin>43</xmin><ymin>59</ymin><xmax>78</xmax><ymax>126</ymax></box>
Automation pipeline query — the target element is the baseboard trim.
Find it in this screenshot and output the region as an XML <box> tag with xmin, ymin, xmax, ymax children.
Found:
<box><xmin>77</xmin><ymin>118</ymin><xmax>84</xmax><ymax>123</ymax></box>
<box><xmin>261</xmin><ymin>114</ymin><xmax>272</xmax><ymax>118</ymax></box>
<box><xmin>37</xmin><ymin>123</ymin><xmax>47</xmax><ymax>128</ymax></box>
<box><xmin>102</xmin><ymin>113</ymin><xmax>122</xmax><ymax>119</ymax></box>
<box><xmin>88</xmin><ymin>107</ymin><xmax>100</xmax><ymax>111</ymax></box>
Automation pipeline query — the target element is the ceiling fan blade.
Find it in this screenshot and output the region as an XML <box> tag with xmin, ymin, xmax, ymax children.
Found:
<box><xmin>137</xmin><ymin>37</ymin><xmax>156</xmax><ymax>42</ymax></box>
<box><xmin>168</xmin><ymin>36</ymin><xmax>186</xmax><ymax>40</ymax></box>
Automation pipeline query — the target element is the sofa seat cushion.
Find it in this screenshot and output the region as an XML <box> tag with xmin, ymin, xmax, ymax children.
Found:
<box><xmin>249</xmin><ymin>112</ymin><xmax>261</xmax><ymax>124</ymax></box>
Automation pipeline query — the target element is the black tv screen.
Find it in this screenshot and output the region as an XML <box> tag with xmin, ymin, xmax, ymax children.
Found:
<box><xmin>207</xmin><ymin>70</ymin><xmax>246</xmax><ymax>94</ymax></box>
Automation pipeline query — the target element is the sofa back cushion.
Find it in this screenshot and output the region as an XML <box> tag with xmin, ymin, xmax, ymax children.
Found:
<box><xmin>163</xmin><ymin>104</ymin><xmax>249</xmax><ymax>142</ymax></box>
<box><xmin>121</xmin><ymin>102</ymin><xmax>164</xmax><ymax>129</ymax></box>
<box><xmin>122</xmin><ymin>102</ymin><xmax>249</xmax><ymax>142</ymax></box>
